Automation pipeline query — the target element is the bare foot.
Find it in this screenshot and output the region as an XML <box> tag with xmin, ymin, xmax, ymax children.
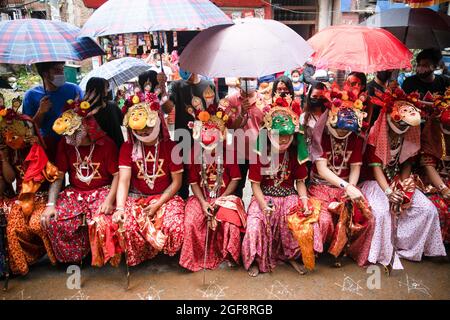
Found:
<box><xmin>288</xmin><ymin>259</ymin><xmax>307</xmax><ymax>275</ymax></box>
<box><xmin>248</xmin><ymin>264</ymin><xmax>260</xmax><ymax>277</ymax></box>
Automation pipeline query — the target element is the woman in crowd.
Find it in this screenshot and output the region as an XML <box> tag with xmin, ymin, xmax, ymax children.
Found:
<box><xmin>291</xmin><ymin>70</ymin><xmax>304</xmax><ymax>103</ymax></box>
<box><xmin>113</xmin><ymin>93</ymin><xmax>184</xmax><ymax>267</ymax></box>
<box><xmin>272</xmin><ymin>76</ymin><xmax>295</xmax><ymax>99</ymax></box>
<box><xmin>346</xmin><ymin>72</ymin><xmax>367</xmax><ymax>95</ymax></box>
<box><xmin>419</xmin><ymin>88</ymin><xmax>450</xmax><ymax>245</ymax></box>
<box><xmin>359</xmin><ymin>88</ymin><xmax>446</xmax><ymax>272</ymax></box>
<box><xmin>0</xmin><ymin>99</ymin><xmax>58</xmax><ymax>275</ymax></box>
<box><xmin>299</xmin><ymin>82</ymin><xmax>329</xmax><ymax>155</ymax></box>
<box><xmin>179</xmin><ymin>93</ymin><xmax>246</xmax><ymax>271</ymax></box>
<box><xmin>242</xmin><ymin>93</ymin><xmax>308</xmax><ymax>277</ymax></box>
<box><xmin>84</xmin><ymin>77</ymin><xmax>124</xmax><ymax>148</ymax></box>
<box><xmin>308</xmin><ymin>84</ymin><xmax>374</xmax><ymax>268</ymax></box>
<box><xmin>41</xmin><ymin>99</ymin><xmax>121</xmax><ymax>266</ymax></box>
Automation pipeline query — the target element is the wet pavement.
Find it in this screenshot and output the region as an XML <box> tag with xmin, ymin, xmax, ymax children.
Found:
<box><xmin>1</xmin><ymin>252</ymin><xmax>449</xmax><ymax>300</ymax></box>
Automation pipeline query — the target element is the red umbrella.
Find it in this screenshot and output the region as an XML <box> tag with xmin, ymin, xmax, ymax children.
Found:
<box><xmin>392</xmin><ymin>0</ymin><xmax>450</xmax><ymax>8</ymax></box>
<box><xmin>307</xmin><ymin>25</ymin><xmax>412</xmax><ymax>73</ymax></box>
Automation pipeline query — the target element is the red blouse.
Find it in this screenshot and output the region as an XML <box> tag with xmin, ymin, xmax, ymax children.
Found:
<box><xmin>118</xmin><ymin>139</ymin><xmax>183</xmax><ymax>195</ymax></box>
<box><xmin>312</xmin><ymin>130</ymin><xmax>363</xmax><ymax>181</ymax></box>
<box><xmin>55</xmin><ymin>136</ymin><xmax>118</xmax><ymax>191</ymax></box>
<box><xmin>249</xmin><ymin>149</ymin><xmax>307</xmax><ymax>188</ymax></box>
<box><xmin>188</xmin><ymin>148</ymin><xmax>241</xmax><ymax>198</ymax></box>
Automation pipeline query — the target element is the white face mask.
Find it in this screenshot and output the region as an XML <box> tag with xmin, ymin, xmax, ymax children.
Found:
<box><xmin>51</xmin><ymin>74</ymin><xmax>66</xmax><ymax>88</ymax></box>
<box><xmin>241</xmin><ymin>80</ymin><xmax>258</xmax><ymax>94</ymax></box>
<box><xmin>292</xmin><ymin>76</ymin><xmax>300</xmax><ymax>83</ymax></box>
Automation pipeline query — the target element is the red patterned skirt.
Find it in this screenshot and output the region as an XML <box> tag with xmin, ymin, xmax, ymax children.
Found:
<box><xmin>121</xmin><ymin>194</ymin><xmax>185</xmax><ymax>267</ymax></box>
<box><xmin>45</xmin><ymin>187</ymin><xmax>112</xmax><ymax>264</ymax></box>
<box><xmin>179</xmin><ymin>195</ymin><xmax>246</xmax><ymax>272</ymax></box>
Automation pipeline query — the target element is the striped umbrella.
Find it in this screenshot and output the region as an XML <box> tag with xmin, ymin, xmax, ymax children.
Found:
<box><xmin>79</xmin><ymin>0</ymin><xmax>233</xmax><ymax>37</ymax></box>
<box><xmin>0</xmin><ymin>19</ymin><xmax>105</xmax><ymax>64</ymax></box>
<box><xmin>79</xmin><ymin>57</ymin><xmax>151</xmax><ymax>91</ymax></box>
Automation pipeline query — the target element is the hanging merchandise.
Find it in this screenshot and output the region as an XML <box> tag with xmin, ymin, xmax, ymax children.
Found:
<box><xmin>152</xmin><ymin>31</ymin><xmax>158</xmax><ymax>46</ymax></box>
<box><xmin>173</xmin><ymin>31</ymin><xmax>178</xmax><ymax>48</ymax></box>
<box><xmin>163</xmin><ymin>31</ymin><xmax>168</xmax><ymax>54</ymax></box>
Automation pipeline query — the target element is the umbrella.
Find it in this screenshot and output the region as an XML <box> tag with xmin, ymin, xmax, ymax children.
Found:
<box><xmin>0</xmin><ymin>18</ymin><xmax>104</xmax><ymax>64</ymax></box>
<box><xmin>79</xmin><ymin>57</ymin><xmax>151</xmax><ymax>91</ymax></box>
<box><xmin>361</xmin><ymin>8</ymin><xmax>450</xmax><ymax>49</ymax></box>
<box><xmin>79</xmin><ymin>0</ymin><xmax>233</xmax><ymax>38</ymax></box>
<box><xmin>307</xmin><ymin>25</ymin><xmax>412</xmax><ymax>74</ymax></box>
<box><xmin>179</xmin><ymin>19</ymin><xmax>314</xmax><ymax>78</ymax></box>
<box><xmin>391</xmin><ymin>0</ymin><xmax>450</xmax><ymax>8</ymax></box>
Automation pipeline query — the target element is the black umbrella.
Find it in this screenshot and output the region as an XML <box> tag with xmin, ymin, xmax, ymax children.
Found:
<box><xmin>361</xmin><ymin>8</ymin><xmax>450</xmax><ymax>49</ymax></box>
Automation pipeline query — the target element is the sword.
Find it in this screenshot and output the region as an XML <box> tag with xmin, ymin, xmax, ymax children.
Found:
<box><xmin>387</xmin><ymin>202</ymin><xmax>401</xmax><ymax>276</ymax></box>
<box><xmin>79</xmin><ymin>212</ymin><xmax>89</xmax><ymax>287</ymax></box>
<box><xmin>266</xmin><ymin>199</ymin><xmax>275</xmax><ymax>272</ymax></box>
<box><xmin>118</xmin><ymin>219</ymin><xmax>130</xmax><ymax>290</ymax></box>
<box><xmin>202</xmin><ymin>208</ymin><xmax>212</xmax><ymax>286</ymax></box>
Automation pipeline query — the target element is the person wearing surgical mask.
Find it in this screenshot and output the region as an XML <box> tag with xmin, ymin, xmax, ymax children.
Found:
<box><xmin>272</xmin><ymin>76</ymin><xmax>295</xmax><ymax>99</ymax></box>
<box><xmin>290</xmin><ymin>69</ymin><xmax>304</xmax><ymax>103</ymax></box>
<box><xmin>402</xmin><ymin>48</ymin><xmax>449</xmax><ymax>97</ymax></box>
<box><xmin>299</xmin><ymin>82</ymin><xmax>328</xmax><ymax>154</ymax></box>
<box><xmin>224</xmin><ymin>77</ymin><xmax>266</xmax><ymax>198</ymax></box>
<box><xmin>23</xmin><ymin>61</ymin><xmax>83</xmax><ymax>161</ymax></box>
<box><xmin>366</xmin><ymin>69</ymin><xmax>396</xmax><ymax>126</ymax></box>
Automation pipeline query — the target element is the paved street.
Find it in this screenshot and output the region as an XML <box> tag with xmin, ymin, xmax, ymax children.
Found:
<box><xmin>1</xmin><ymin>183</ymin><xmax>449</xmax><ymax>301</ymax></box>
<box><xmin>1</xmin><ymin>250</ymin><xmax>449</xmax><ymax>300</ymax></box>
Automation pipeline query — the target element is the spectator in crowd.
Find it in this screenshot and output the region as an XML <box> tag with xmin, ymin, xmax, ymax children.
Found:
<box><xmin>402</xmin><ymin>48</ymin><xmax>449</xmax><ymax>96</ymax></box>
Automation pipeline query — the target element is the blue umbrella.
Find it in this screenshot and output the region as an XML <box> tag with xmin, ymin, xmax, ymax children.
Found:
<box><xmin>79</xmin><ymin>0</ymin><xmax>233</xmax><ymax>37</ymax></box>
<box><xmin>0</xmin><ymin>18</ymin><xmax>104</xmax><ymax>64</ymax></box>
<box><xmin>79</xmin><ymin>57</ymin><xmax>151</xmax><ymax>92</ymax></box>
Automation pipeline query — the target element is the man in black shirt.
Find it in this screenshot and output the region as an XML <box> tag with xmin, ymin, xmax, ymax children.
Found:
<box><xmin>162</xmin><ymin>70</ymin><xmax>217</xmax><ymax>199</ymax></box>
<box><xmin>402</xmin><ymin>48</ymin><xmax>450</xmax><ymax>97</ymax></box>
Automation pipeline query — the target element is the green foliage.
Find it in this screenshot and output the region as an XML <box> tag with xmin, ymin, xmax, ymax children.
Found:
<box><xmin>15</xmin><ymin>66</ymin><xmax>41</xmax><ymax>91</ymax></box>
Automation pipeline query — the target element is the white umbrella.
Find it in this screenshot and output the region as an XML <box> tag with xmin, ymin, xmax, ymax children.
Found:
<box><xmin>179</xmin><ymin>19</ymin><xmax>314</xmax><ymax>78</ymax></box>
<box><xmin>79</xmin><ymin>57</ymin><xmax>150</xmax><ymax>92</ymax></box>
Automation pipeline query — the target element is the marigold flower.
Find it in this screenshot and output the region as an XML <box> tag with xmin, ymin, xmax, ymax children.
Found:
<box><xmin>80</xmin><ymin>101</ymin><xmax>90</xmax><ymax>110</ymax></box>
<box><xmin>198</xmin><ymin>111</ymin><xmax>210</xmax><ymax>122</ymax></box>
<box><xmin>354</xmin><ymin>99</ymin><xmax>363</xmax><ymax>109</ymax></box>
<box><xmin>132</xmin><ymin>95</ymin><xmax>140</xmax><ymax>104</ymax></box>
